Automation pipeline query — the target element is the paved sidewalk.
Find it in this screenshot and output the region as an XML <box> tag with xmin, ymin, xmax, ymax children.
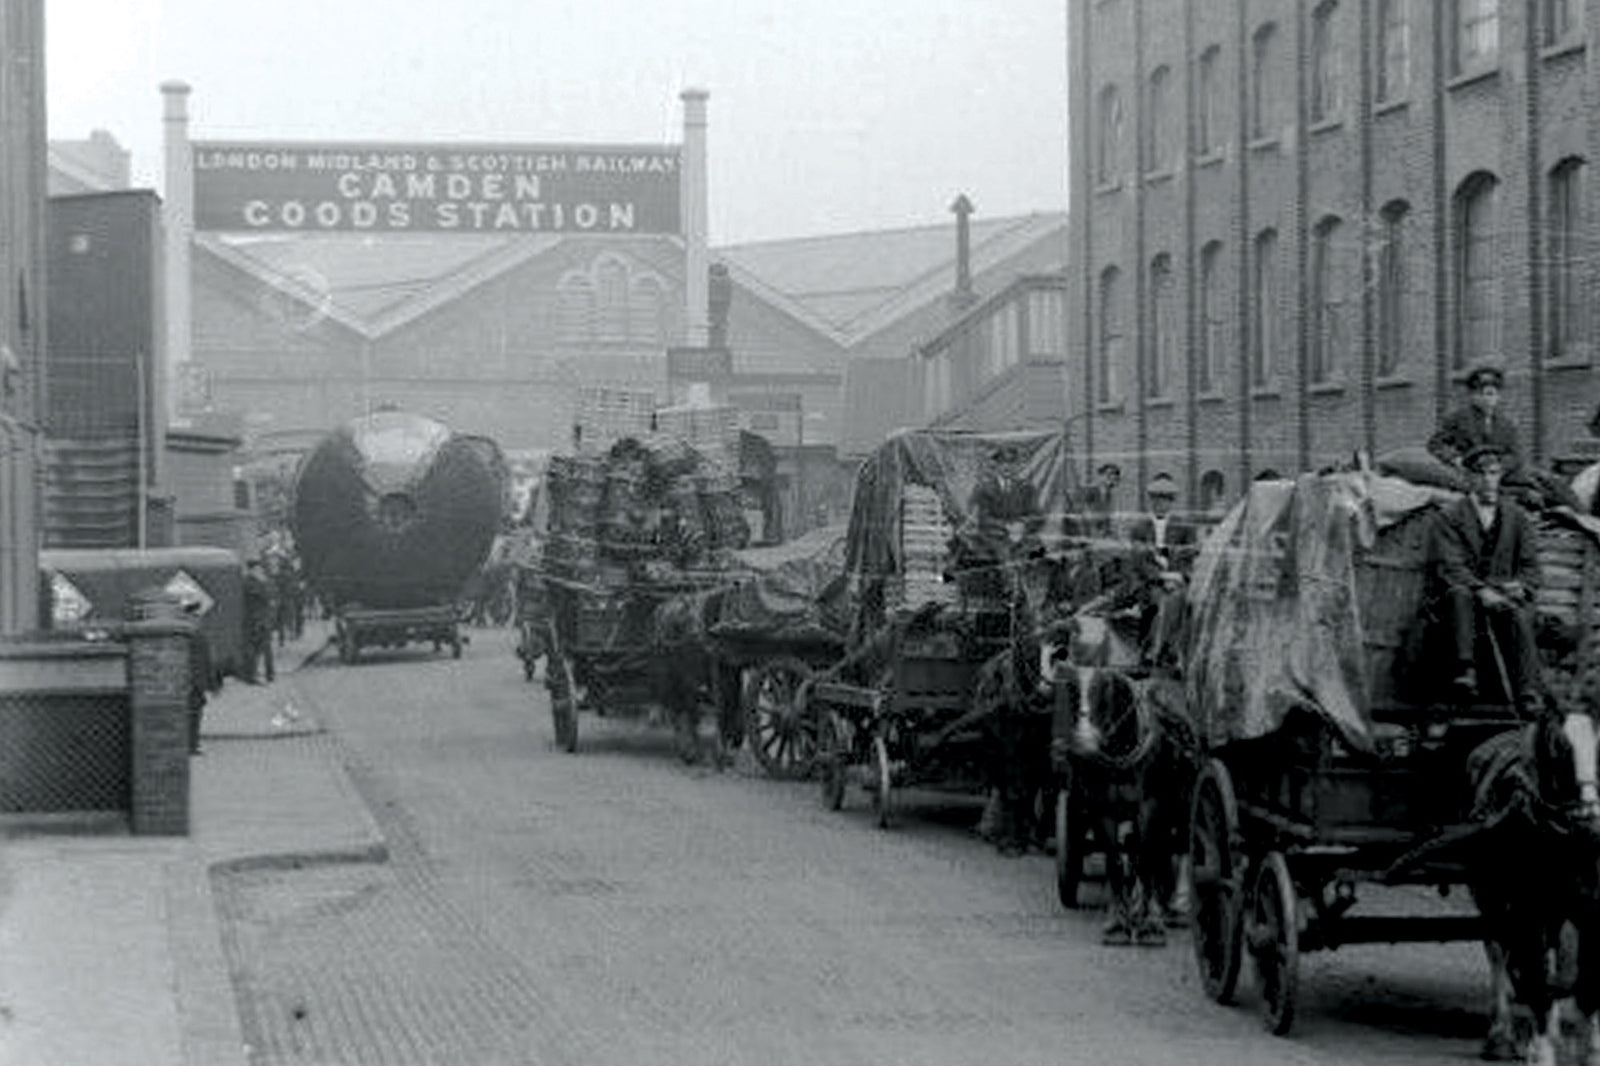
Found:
<box><xmin>0</xmin><ymin>622</ymin><xmax>388</xmax><ymax>1066</ymax></box>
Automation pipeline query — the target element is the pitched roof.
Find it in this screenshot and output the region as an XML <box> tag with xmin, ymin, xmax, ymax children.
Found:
<box><xmin>193</xmin><ymin>210</ymin><xmax>1066</xmax><ymax>346</ymax></box>
<box><xmin>716</xmin><ymin>212</ymin><xmax>1066</xmax><ymax>347</ymax></box>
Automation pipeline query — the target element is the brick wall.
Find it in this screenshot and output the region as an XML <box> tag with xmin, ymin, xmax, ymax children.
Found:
<box><xmin>1068</xmin><ymin>0</ymin><xmax>1600</xmax><ymax>510</ymax></box>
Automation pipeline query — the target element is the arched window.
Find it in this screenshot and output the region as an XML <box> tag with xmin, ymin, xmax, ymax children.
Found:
<box><xmin>1311</xmin><ymin>2</ymin><xmax>1343</xmax><ymax>123</ymax></box>
<box><xmin>1252</xmin><ymin>228</ymin><xmax>1280</xmax><ymax>387</ymax></box>
<box><xmin>1197</xmin><ymin>46</ymin><xmax>1223</xmax><ymax>156</ymax></box>
<box><xmin>1549</xmin><ymin>158</ymin><xmax>1585</xmax><ymax>360</ymax></box>
<box><xmin>1199</xmin><ymin>469</ymin><xmax>1227</xmax><ymax>513</ymax></box>
<box><xmin>1377</xmin><ymin>201</ymin><xmax>1411</xmax><ymax>377</ymax></box>
<box><xmin>1147</xmin><ymin>253</ymin><xmax>1176</xmax><ymax>398</ymax></box>
<box><xmin>1311</xmin><ymin>216</ymin><xmax>1347</xmax><ymax>383</ymax></box>
<box><xmin>594</xmin><ymin>257</ymin><xmax>629</xmax><ymax>342</ymax></box>
<box><xmin>1098</xmin><ymin>84</ymin><xmax>1124</xmax><ymax>185</ymax></box>
<box><xmin>1377</xmin><ymin>0</ymin><xmax>1411</xmax><ymax>101</ymax></box>
<box><xmin>1454</xmin><ymin>172</ymin><xmax>1500</xmax><ymax>370</ymax></box>
<box><xmin>1098</xmin><ymin>266</ymin><xmax>1125</xmax><ymax>404</ymax></box>
<box><xmin>555</xmin><ymin>273</ymin><xmax>594</xmax><ymax>345</ymax></box>
<box><xmin>1546</xmin><ymin>0</ymin><xmax>1582</xmax><ymax>46</ymax></box>
<box><xmin>629</xmin><ymin>274</ymin><xmax>667</xmax><ymax>344</ymax></box>
<box><xmin>1145</xmin><ymin>66</ymin><xmax>1173</xmax><ymax>173</ymax></box>
<box><xmin>1199</xmin><ymin>241</ymin><xmax>1224</xmax><ymax>394</ymax></box>
<box><xmin>1251</xmin><ymin>23</ymin><xmax>1278</xmax><ymax>141</ymax></box>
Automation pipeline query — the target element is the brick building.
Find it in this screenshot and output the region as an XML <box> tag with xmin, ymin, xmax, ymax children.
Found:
<box><xmin>1068</xmin><ymin>0</ymin><xmax>1600</xmax><ymax>513</ymax></box>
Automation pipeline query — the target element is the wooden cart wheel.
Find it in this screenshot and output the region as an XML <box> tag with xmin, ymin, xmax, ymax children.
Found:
<box><xmin>1190</xmin><ymin>758</ymin><xmax>1244</xmax><ymax>1005</ymax></box>
<box><xmin>1054</xmin><ymin>765</ymin><xmax>1088</xmax><ymax>910</ymax></box>
<box><xmin>743</xmin><ymin>657</ymin><xmax>820</xmax><ymax>780</ymax></box>
<box><xmin>872</xmin><ymin>732</ymin><xmax>895</xmax><ymax>830</ymax></box>
<box><xmin>549</xmin><ymin>645</ymin><xmax>580</xmax><ymax>753</ymax></box>
<box><xmin>818</xmin><ymin>710</ymin><xmax>847</xmax><ymax>811</ymax></box>
<box><xmin>1248</xmin><ymin>850</ymin><xmax>1300</xmax><ymax>1036</ymax></box>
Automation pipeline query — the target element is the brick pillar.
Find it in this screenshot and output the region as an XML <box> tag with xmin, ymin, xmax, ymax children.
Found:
<box><xmin>124</xmin><ymin>591</ymin><xmax>192</xmax><ymax>835</ymax></box>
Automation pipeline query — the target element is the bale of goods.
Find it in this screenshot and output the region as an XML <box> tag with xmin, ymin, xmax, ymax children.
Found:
<box><xmin>291</xmin><ymin>411</ymin><xmax>504</xmax><ymax>611</ymax></box>
<box><xmin>891</xmin><ymin>484</ymin><xmax>958</xmax><ymax>613</ymax></box>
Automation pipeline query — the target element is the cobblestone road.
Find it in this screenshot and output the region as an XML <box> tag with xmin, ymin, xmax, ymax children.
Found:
<box><xmin>215</xmin><ymin>625</ymin><xmax>1510</xmax><ymax>1066</ymax></box>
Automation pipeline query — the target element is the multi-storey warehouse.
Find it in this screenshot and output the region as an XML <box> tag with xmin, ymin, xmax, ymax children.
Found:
<box><xmin>1068</xmin><ymin>0</ymin><xmax>1600</xmax><ymax>512</ymax></box>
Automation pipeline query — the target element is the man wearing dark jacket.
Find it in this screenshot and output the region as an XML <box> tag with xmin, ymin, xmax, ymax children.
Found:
<box><xmin>1427</xmin><ymin>360</ymin><xmax>1523</xmax><ymax>472</ymax></box>
<box><xmin>1427</xmin><ymin>444</ymin><xmax>1543</xmax><ymax>712</ymax></box>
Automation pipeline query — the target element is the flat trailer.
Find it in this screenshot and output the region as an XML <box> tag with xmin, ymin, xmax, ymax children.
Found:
<box><xmin>334</xmin><ymin>603</ymin><xmax>463</xmax><ymax>664</ymax></box>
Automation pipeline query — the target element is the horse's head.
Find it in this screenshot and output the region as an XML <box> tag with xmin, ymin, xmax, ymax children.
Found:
<box><xmin>1057</xmin><ymin>664</ymin><xmax>1144</xmax><ymax>765</ymax></box>
<box><xmin>1531</xmin><ymin>701</ymin><xmax>1600</xmax><ymax>830</ymax></box>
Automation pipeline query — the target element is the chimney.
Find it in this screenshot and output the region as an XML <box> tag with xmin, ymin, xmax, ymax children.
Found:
<box><xmin>949</xmin><ymin>193</ymin><xmax>976</xmax><ymax>311</ymax></box>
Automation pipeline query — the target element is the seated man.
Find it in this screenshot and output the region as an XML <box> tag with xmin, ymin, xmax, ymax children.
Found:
<box><xmin>1426</xmin><ymin>443</ymin><xmax>1543</xmax><ymax>713</ymax></box>
<box><xmin>1428</xmin><ymin>360</ymin><xmax>1523</xmax><ymax>473</ymax></box>
<box><xmin>1127</xmin><ymin>473</ymin><xmax>1199</xmax><ymax>672</ymax></box>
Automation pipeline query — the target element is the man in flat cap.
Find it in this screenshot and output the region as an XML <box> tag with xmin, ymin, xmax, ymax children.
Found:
<box><xmin>1428</xmin><ymin>360</ymin><xmax>1523</xmax><ymax>473</ymax></box>
<box><xmin>1425</xmin><ymin>443</ymin><xmax>1543</xmax><ymax>713</ymax></box>
<box><xmin>1129</xmin><ymin>472</ymin><xmax>1199</xmax><ymax>576</ymax></box>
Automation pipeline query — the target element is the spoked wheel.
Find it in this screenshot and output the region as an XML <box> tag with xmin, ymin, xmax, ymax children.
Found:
<box><xmin>1190</xmin><ymin>758</ymin><xmax>1244</xmax><ymax>1005</ymax></box>
<box><xmin>548</xmin><ymin>644</ymin><xmax>580</xmax><ymax>753</ymax></box>
<box><xmin>1054</xmin><ymin>766</ymin><xmax>1088</xmax><ymax>909</ymax></box>
<box><xmin>872</xmin><ymin>732</ymin><xmax>895</xmax><ymax>830</ymax></box>
<box><xmin>1247</xmin><ymin>850</ymin><xmax>1300</xmax><ymax>1036</ymax></box>
<box><xmin>743</xmin><ymin>657</ymin><xmax>820</xmax><ymax>780</ymax></box>
<box><xmin>818</xmin><ymin>710</ymin><xmax>848</xmax><ymax>811</ymax></box>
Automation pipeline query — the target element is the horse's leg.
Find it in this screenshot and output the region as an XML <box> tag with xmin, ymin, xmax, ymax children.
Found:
<box><xmin>1132</xmin><ymin>788</ymin><xmax>1168</xmax><ymax>946</ymax></box>
<box><xmin>1508</xmin><ymin>929</ymin><xmax>1557</xmax><ymax>1066</ymax></box>
<box><xmin>1483</xmin><ymin>937</ymin><xmax>1522</xmax><ymax>1062</ymax></box>
<box><xmin>1098</xmin><ymin>800</ymin><xmax>1133</xmax><ymax>946</ymax></box>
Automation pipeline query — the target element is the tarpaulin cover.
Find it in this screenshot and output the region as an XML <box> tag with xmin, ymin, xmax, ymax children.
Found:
<box><xmin>842</xmin><ymin>428</ymin><xmax>1077</xmax><ymax>580</ymax></box>
<box><xmin>708</xmin><ymin>524</ymin><xmax>852</xmax><ymax>644</ymax></box>
<box><xmin>1185</xmin><ymin>472</ymin><xmax>1391</xmax><ymax>752</ymax></box>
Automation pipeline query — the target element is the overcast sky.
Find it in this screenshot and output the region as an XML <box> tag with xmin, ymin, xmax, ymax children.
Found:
<box><xmin>45</xmin><ymin>0</ymin><xmax>1069</xmax><ymax>246</ymax></box>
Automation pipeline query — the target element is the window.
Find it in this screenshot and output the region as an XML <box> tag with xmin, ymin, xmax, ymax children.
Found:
<box><xmin>1147</xmin><ymin>253</ymin><xmax>1176</xmax><ymax>398</ymax></box>
<box><xmin>1199</xmin><ymin>469</ymin><xmax>1227</xmax><ymax>513</ymax></box>
<box><xmin>1097</xmin><ymin>85</ymin><xmax>1124</xmax><ymax>185</ymax></box>
<box><xmin>1549</xmin><ymin>159</ymin><xmax>1585</xmax><ymax>359</ymax></box>
<box><xmin>1545</xmin><ymin>0</ymin><xmax>1581</xmax><ymax>45</ymax></box>
<box><xmin>1199</xmin><ymin>241</ymin><xmax>1224</xmax><ymax>393</ymax></box>
<box><xmin>1453</xmin><ymin>0</ymin><xmax>1499</xmax><ymax>74</ymax></box>
<box><xmin>1197</xmin><ymin>46</ymin><xmax>1222</xmax><ymax>155</ymax></box>
<box><xmin>556</xmin><ymin>275</ymin><xmax>594</xmax><ymax>344</ymax></box>
<box><xmin>1252</xmin><ymin>229</ymin><xmax>1280</xmax><ymax>387</ymax></box>
<box><xmin>1454</xmin><ymin>173</ymin><xmax>1500</xmax><ymax>370</ymax></box>
<box><xmin>556</xmin><ymin>255</ymin><xmax>670</xmax><ymax>346</ymax></box>
<box><xmin>1377</xmin><ymin>0</ymin><xmax>1410</xmax><ymax>101</ymax></box>
<box><xmin>1251</xmin><ymin>23</ymin><xmax>1278</xmax><ymax>140</ymax></box>
<box><xmin>1145</xmin><ymin>66</ymin><xmax>1173</xmax><ymax>173</ymax></box>
<box><xmin>1311</xmin><ymin>3</ymin><xmax>1343</xmax><ymax>122</ymax></box>
<box><xmin>1377</xmin><ymin>201</ymin><xmax>1410</xmax><ymax>377</ymax></box>
<box><xmin>1310</xmin><ymin>217</ymin><xmax>1348</xmax><ymax>383</ymax></box>
<box><xmin>1098</xmin><ymin>266</ymin><xmax>1125</xmax><ymax>404</ymax></box>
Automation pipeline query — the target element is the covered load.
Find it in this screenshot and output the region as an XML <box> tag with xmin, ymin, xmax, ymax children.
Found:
<box><xmin>291</xmin><ymin>411</ymin><xmax>505</xmax><ymax>611</ymax></box>
<box><xmin>1183</xmin><ymin>470</ymin><xmax>1600</xmax><ymax>753</ymax></box>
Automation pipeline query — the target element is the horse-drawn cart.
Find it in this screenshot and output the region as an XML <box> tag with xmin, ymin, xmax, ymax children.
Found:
<box><xmin>1182</xmin><ymin>472</ymin><xmax>1600</xmax><ymax>1043</ymax></box>
<box><xmin>535</xmin><ymin>437</ymin><xmax>753</xmax><ymax>761</ymax></box>
<box><xmin>806</xmin><ymin>428</ymin><xmax>1075</xmax><ymax>828</ymax></box>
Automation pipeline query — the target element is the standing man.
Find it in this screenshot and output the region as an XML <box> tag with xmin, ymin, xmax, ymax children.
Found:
<box><xmin>1427</xmin><ymin>360</ymin><xmax>1523</xmax><ymax>472</ymax></box>
<box><xmin>242</xmin><ymin>557</ymin><xmax>277</xmax><ymax>685</ymax></box>
<box><xmin>1427</xmin><ymin>444</ymin><xmax>1543</xmax><ymax>714</ymax></box>
<box><xmin>1075</xmin><ymin>462</ymin><xmax>1123</xmax><ymax>538</ymax></box>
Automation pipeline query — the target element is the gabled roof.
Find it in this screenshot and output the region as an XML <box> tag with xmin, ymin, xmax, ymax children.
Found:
<box><xmin>47</xmin><ymin>132</ymin><xmax>130</xmax><ymax>195</ymax></box>
<box><xmin>716</xmin><ymin>212</ymin><xmax>1066</xmax><ymax>348</ymax></box>
<box><xmin>197</xmin><ymin>232</ymin><xmax>564</xmax><ymax>339</ymax></box>
<box><xmin>193</xmin><ymin>210</ymin><xmax>1066</xmax><ymax>348</ymax></box>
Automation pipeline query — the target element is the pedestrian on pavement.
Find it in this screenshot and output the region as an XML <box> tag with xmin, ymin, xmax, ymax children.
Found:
<box><xmin>185</xmin><ymin>600</ymin><xmax>219</xmax><ymax>755</ymax></box>
<box><xmin>243</xmin><ymin>557</ymin><xmax>277</xmax><ymax>684</ymax></box>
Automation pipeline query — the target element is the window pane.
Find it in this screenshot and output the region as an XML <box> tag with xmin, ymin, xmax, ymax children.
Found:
<box><xmin>1254</xmin><ymin>232</ymin><xmax>1278</xmax><ymax>385</ymax></box>
<box><xmin>1457</xmin><ymin>0</ymin><xmax>1499</xmax><ymax>70</ymax></box>
<box><xmin>1457</xmin><ymin>179</ymin><xmax>1499</xmax><ymax>369</ymax></box>
<box><xmin>1550</xmin><ymin>162</ymin><xmax>1584</xmax><ymax>357</ymax></box>
<box><xmin>1200</xmin><ymin>243</ymin><xmax>1222</xmax><ymax>393</ymax></box>
<box><xmin>1378</xmin><ymin>206</ymin><xmax>1408</xmax><ymax>377</ymax></box>
<box><xmin>1100</xmin><ymin>269</ymin><xmax>1123</xmax><ymax>403</ymax></box>
<box><xmin>1379</xmin><ymin>0</ymin><xmax>1410</xmax><ymax>99</ymax></box>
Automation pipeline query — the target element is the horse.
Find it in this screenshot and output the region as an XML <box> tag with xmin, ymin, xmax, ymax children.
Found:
<box><xmin>1051</xmin><ymin>627</ymin><xmax>1197</xmax><ymax>946</ymax></box>
<box><xmin>1469</xmin><ymin>698</ymin><xmax>1600</xmax><ymax>1065</ymax></box>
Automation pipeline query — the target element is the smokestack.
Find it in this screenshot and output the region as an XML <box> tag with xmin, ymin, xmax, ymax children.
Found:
<box><xmin>950</xmin><ymin>193</ymin><xmax>975</xmax><ymax>310</ymax></box>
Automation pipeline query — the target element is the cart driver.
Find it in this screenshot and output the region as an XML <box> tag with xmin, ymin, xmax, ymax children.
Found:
<box><xmin>1426</xmin><ymin>443</ymin><xmax>1544</xmax><ymax>715</ymax></box>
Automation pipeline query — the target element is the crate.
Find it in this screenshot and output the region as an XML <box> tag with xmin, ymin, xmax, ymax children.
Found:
<box><xmin>574</xmin><ymin>386</ymin><xmax>657</xmax><ymax>452</ymax></box>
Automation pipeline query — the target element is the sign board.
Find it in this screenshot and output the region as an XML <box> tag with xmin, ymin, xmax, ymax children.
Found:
<box><xmin>163</xmin><ymin>569</ymin><xmax>216</xmax><ymax>615</ymax></box>
<box><xmin>192</xmin><ymin>141</ymin><xmax>682</xmax><ymax>234</ymax></box>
